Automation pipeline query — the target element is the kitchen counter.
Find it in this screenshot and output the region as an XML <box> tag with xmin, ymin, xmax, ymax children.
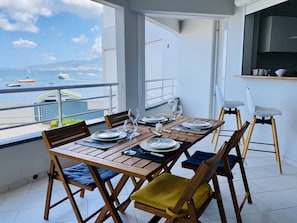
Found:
<box><xmin>234</xmin><ymin>75</ymin><xmax>297</xmax><ymax>80</ymax></box>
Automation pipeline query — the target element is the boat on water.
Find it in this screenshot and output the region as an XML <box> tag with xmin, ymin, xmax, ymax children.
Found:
<box><xmin>6</xmin><ymin>83</ymin><xmax>21</xmax><ymax>87</ymax></box>
<box><xmin>17</xmin><ymin>69</ymin><xmax>36</xmax><ymax>83</ymax></box>
<box><xmin>57</xmin><ymin>73</ymin><xmax>71</xmax><ymax>79</ymax></box>
<box><xmin>17</xmin><ymin>78</ymin><xmax>35</xmax><ymax>83</ymax></box>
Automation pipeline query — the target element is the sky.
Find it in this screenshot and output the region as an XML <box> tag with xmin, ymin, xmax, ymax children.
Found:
<box><xmin>0</xmin><ymin>0</ymin><xmax>103</xmax><ymax>69</ymax></box>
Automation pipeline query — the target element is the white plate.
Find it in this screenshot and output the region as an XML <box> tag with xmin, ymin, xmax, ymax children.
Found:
<box><xmin>182</xmin><ymin>121</ymin><xmax>211</xmax><ymax>129</ymax></box>
<box><xmin>141</xmin><ymin>115</ymin><xmax>167</xmax><ymax>123</ymax></box>
<box><xmin>146</xmin><ymin>137</ymin><xmax>177</xmax><ymax>150</ymax></box>
<box><xmin>94</xmin><ymin>129</ymin><xmax>122</xmax><ymax>139</ymax></box>
<box><xmin>140</xmin><ymin>141</ymin><xmax>180</xmax><ymax>153</ymax></box>
<box><xmin>91</xmin><ymin>130</ymin><xmax>127</xmax><ymax>142</ymax></box>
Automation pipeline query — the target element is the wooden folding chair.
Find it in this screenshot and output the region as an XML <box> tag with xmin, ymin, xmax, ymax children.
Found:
<box><xmin>130</xmin><ymin>141</ymin><xmax>229</xmax><ymax>223</ymax></box>
<box><xmin>182</xmin><ymin>121</ymin><xmax>252</xmax><ymax>223</ymax></box>
<box><xmin>42</xmin><ymin>121</ymin><xmax>120</xmax><ymax>223</ymax></box>
<box><xmin>104</xmin><ymin>110</ymin><xmax>128</xmax><ymax>129</ymax></box>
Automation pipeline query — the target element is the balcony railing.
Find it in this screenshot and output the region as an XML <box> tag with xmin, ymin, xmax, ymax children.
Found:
<box><xmin>145</xmin><ymin>78</ymin><xmax>175</xmax><ymax>108</ymax></box>
<box><xmin>0</xmin><ymin>78</ymin><xmax>175</xmax><ymax>142</ymax></box>
<box><xmin>0</xmin><ymin>83</ymin><xmax>118</xmax><ymax>143</ymax></box>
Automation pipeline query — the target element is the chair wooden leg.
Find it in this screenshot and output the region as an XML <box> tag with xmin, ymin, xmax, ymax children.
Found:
<box><xmin>79</xmin><ymin>189</ymin><xmax>85</xmax><ymax>197</ymax></box>
<box><xmin>106</xmin><ymin>180</ymin><xmax>120</xmax><ymax>206</ymax></box>
<box><xmin>271</xmin><ymin>117</ymin><xmax>282</xmax><ymax>174</ymax></box>
<box><xmin>212</xmin><ymin>174</ymin><xmax>227</xmax><ymax>223</ymax></box>
<box><xmin>226</xmin><ymin>174</ymin><xmax>243</xmax><ymax>223</ymax></box>
<box><xmin>164</xmin><ymin>218</ymin><xmax>175</xmax><ymax>223</ymax></box>
<box><xmin>148</xmin><ymin>215</ymin><xmax>163</xmax><ymax>223</ymax></box>
<box><xmin>212</xmin><ymin>108</ymin><xmax>224</xmax><ymax>142</ymax></box>
<box><xmin>51</xmin><ymin>156</ymin><xmax>85</xmax><ymax>223</ymax></box>
<box><xmin>62</xmin><ymin>180</ymin><xmax>84</xmax><ymax>222</ymax></box>
<box><xmin>64</xmin><ymin>181</ymin><xmax>85</xmax><ymax>222</ymax></box>
<box><xmin>88</xmin><ymin>165</ymin><xmax>122</xmax><ymax>223</ymax></box>
<box><xmin>242</xmin><ymin>116</ymin><xmax>256</xmax><ymax>159</ymax></box>
<box><xmin>44</xmin><ymin>162</ymin><xmax>54</xmax><ymax>220</ymax></box>
<box><xmin>212</xmin><ymin>108</ymin><xmax>225</xmax><ymax>151</ymax></box>
<box><xmin>236</xmin><ymin>110</ymin><xmax>245</xmax><ymax>146</ymax></box>
<box><xmin>237</xmin><ymin>159</ymin><xmax>253</xmax><ymax>205</ymax></box>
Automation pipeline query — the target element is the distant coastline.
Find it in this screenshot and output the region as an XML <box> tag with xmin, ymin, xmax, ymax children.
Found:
<box><xmin>0</xmin><ymin>57</ymin><xmax>102</xmax><ymax>72</ymax></box>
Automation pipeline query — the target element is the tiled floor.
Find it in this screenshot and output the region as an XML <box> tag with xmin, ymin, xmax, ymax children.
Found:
<box><xmin>1</xmin><ymin>135</ymin><xmax>297</xmax><ymax>223</ymax></box>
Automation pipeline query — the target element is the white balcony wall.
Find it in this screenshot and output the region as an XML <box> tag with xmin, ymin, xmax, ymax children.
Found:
<box><xmin>145</xmin><ymin>20</ymin><xmax>179</xmax><ymax>80</ymax></box>
<box><xmin>0</xmin><ymin>123</ymin><xmax>105</xmax><ymax>193</ymax></box>
<box><xmin>177</xmin><ymin>19</ymin><xmax>215</xmax><ymax>118</ymax></box>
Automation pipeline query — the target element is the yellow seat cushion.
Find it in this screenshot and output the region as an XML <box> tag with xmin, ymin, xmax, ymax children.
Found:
<box><xmin>130</xmin><ymin>173</ymin><xmax>212</xmax><ymax>216</ymax></box>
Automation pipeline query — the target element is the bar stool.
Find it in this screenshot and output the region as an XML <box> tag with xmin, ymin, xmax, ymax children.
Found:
<box><xmin>212</xmin><ymin>85</ymin><xmax>245</xmax><ymax>151</ymax></box>
<box><xmin>242</xmin><ymin>87</ymin><xmax>282</xmax><ymax>174</ymax></box>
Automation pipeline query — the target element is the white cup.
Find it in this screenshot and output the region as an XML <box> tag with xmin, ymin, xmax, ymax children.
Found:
<box><xmin>252</xmin><ymin>69</ymin><xmax>258</xmax><ymax>75</ymax></box>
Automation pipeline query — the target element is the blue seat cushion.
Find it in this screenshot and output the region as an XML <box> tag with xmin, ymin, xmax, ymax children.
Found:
<box><xmin>62</xmin><ymin>163</ymin><xmax>118</xmax><ymax>187</ymax></box>
<box><xmin>182</xmin><ymin>151</ymin><xmax>239</xmax><ymax>172</ymax></box>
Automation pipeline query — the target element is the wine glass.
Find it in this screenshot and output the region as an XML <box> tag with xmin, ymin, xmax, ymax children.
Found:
<box><xmin>123</xmin><ymin>119</ymin><xmax>137</xmax><ymax>155</ymax></box>
<box><xmin>173</xmin><ymin>105</ymin><xmax>183</xmax><ymax>123</ymax></box>
<box><xmin>167</xmin><ymin>99</ymin><xmax>177</xmax><ymax>120</ymax></box>
<box><xmin>128</xmin><ymin>108</ymin><xmax>140</xmax><ymax>124</ymax></box>
<box><xmin>128</xmin><ymin>108</ymin><xmax>140</xmax><ymax>133</ymax></box>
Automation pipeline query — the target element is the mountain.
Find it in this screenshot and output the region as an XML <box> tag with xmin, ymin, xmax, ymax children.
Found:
<box><xmin>30</xmin><ymin>58</ymin><xmax>102</xmax><ymax>71</ymax></box>
<box><xmin>0</xmin><ymin>58</ymin><xmax>102</xmax><ymax>71</ymax></box>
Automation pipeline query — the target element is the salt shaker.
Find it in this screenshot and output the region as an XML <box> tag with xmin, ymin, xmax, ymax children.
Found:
<box><xmin>155</xmin><ymin>122</ymin><xmax>163</xmax><ymax>132</ymax></box>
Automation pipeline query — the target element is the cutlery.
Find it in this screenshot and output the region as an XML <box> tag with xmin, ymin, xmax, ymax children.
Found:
<box><xmin>138</xmin><ymin>148</ymin><xmax>164</xmax><ymax>157</ymax></box>
<box><xmin>138</xmin><ymin>120</ymin><xmax>149</xmax><ymax>125</ymax></box>
<box><xmin>175</xmin><ymin>140</ymin><xmax>184</xmax><ymax>144</ymax></box>
<box><xmin>148</xmin><ymin>127</ymin><xmax>162</xmax><ymax>136</ymax></box>
<box><xmin>177</xmin><ymin>125</ymin><xmax>204</xmax><ymax>132</ymax></box>
<box><xmin>162</xmin><ymin>128</ymin><xmax>171</xmax><ymax>133</ymax></box>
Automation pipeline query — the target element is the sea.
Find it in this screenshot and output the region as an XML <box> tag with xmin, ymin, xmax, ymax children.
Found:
<box><xmin>0</xmin><ymin>70</ymin><xmax>103</xmax><ymax>104</ymax></box>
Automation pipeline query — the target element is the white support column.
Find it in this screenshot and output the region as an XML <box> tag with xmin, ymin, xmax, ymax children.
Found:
<box><xmin>116</xmin><ymin>7</ymin><xmax>145</xmax><ymax>114</ymax></box>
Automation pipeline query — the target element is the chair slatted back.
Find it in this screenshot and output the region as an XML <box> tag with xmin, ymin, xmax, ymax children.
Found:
<box><xmin>225</xmin><ymin>121</ymin><xmax>249</xmax><ymax>154</ymax></box>
<box><xmin>174</xmin><ymin>141</ymin><xmax>228</xmax><ymax>213</ymax></box>
<box><xmin>42</xmin><ymin>121</ymin><xmax>90</xmax><ymax>150</ymax></box>
<box><xmin>104</xmin><ymin>111</ymin><xmax>128</xmax><ymax>129</ymax></box>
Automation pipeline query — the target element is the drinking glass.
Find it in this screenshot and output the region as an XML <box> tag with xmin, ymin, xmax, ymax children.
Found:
<box><xmin>123</xmin><ymin>119</ymin><xmax>137</xmax><ymax>155</ymax></box>
<box><xmin>128</xmin><ymin>108</ymin><xmax>140</xmax><ymax>124</ymax></box>
<box><xmin>173</xmin><ymin>105</ymin><xmax>183</xmax><ymax>123</ymax></box>
<box><xmin>128</xmin><ymin>108</ymin><xmax>140</xmax><ymax>133</ymax></box>
<box><xmin>167</xmin><ymin>99</ymin><xmax>177</xmax><ymax>119</ymax></box>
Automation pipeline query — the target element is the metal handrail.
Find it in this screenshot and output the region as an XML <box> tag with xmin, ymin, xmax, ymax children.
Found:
<box><xmin>0</xmin><ymin>78</ymin><xmax>175</xmax><ymax>140</ymax></box>
<box><xmin>0</xmin><ymin>83</ymin><xmax>118</xmax><ymax>94</ymax></box>
<box><xmin>145</xmin><ymin>78</ymin><xmax>175</xmax><ymax>108</ymax></box>
<box><xmin>0</xmin><ymin>83</ymin><xmax>118</xmax><ymax>131</ymax></box>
